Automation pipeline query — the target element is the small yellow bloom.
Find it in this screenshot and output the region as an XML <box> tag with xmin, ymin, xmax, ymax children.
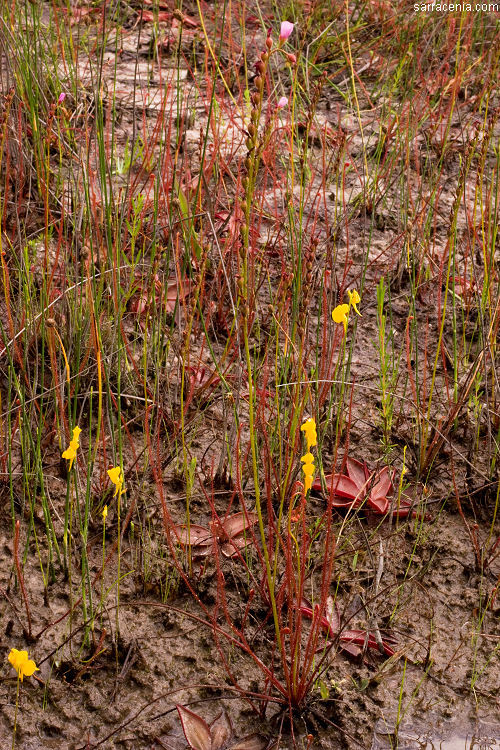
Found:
<box><xmin>347</xmin><ymin>289</ymin><xmax>361</xmax><ymax>316</ymax></box>
<box><xmin>107</xmin><ymin>466</ymin><xmax>125</xmax><ymax>497</ymax></box>
<box><xmin>8</xmin><ymin>649</ymin><xmax>39</xmax><ymax>682</ymax></box>
<box><xmin>300</xmin><ymin>417</ymin><xmax>317</xmax><ymax>449</ymax></box>
<box><xmin>332</xmin><ymin>303</ymin><xmax>350</xmax><ymax>333</ymax></box>
<box><xmin>301</xmin><ymin>452</ymin><xmax>315</xmax><ymax>493</ymax></box>
<box><xmin>62</xmin><ymin>426</ymin><xmax>82</xmax><ymax>469</ymax></box>
<box><xmin>102</xmin><ymin>505</ymin><xmax>108</xmax><ymax>521</ymax></box>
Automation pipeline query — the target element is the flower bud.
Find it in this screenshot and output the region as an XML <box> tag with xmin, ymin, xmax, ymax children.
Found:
<box><xmin>266</xmin><ymin>36</ymin><xmax>272</xmax><ymax>49</ymax></box>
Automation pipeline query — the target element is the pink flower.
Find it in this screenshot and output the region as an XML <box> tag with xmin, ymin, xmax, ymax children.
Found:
<box><xmin>58</xmin><ymin>92</ymin><xmax>67</xmax><ymax>104</ymax></box>
<box><xmin>277</xmin><ymin>96</ymin><xmax>289</xmax><ymax>109</ymax></box>
<box><xmin>279</xmin><ymin>21</ymin><xmax>294</xmax><ymax>41</ymax></box>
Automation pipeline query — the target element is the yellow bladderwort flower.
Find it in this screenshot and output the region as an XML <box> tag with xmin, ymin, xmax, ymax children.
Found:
<box><xmin>107</xmin><ymin>466</ymin><xmax>125</xmax><ymax>497</ymax></box>
<box><xmin>300</xmin><ymin>417</ymin><xmax>317</xmax><ymax>450</ymax></box>
<box><xmin>332</xmin><ymin>290</ymin><xmax>362</xmax><ymax>334</ymax></box>
<box><xmin>347</xmin><ymin>288</ymin><xmax>361</xmax><ymax>316</ymax></box>
<box><xmin>332</xmin><ymin>303</ymin><xmax>350</xmax><ymax>334</ymax></box>
<box><xmin>301</xmin><ymin>452</ymin><xmax>315</xmax><ymax>493</ymax></box>
<box><xmin>300</xmin><ymin>417</ymin><xmax>317</xmax><ymax>493</ymax></box>
<box><xmin>8</xmin><ymin>649</ymin><xmax>39</xmax><ymax>682</ymax></box>
<box><xmin>62</xmin><ymin>426</ymin><xmax>82</xmax><ymax>470</ymax></box>
<box><xmin>102</xmin><ymin>505</ymin><xmax>108</xmax><ymax>521</ymax></box>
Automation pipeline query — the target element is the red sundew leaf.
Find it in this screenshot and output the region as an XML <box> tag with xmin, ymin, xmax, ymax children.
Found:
<box><xmin>177</xmin><ymin>705</ymin><xmax>212</xmax><ymax>750</ymax></box>
<box><xmin>210</xmin><ymin>711</ymin><xmax>233</xmax><ymax>750</ymax></box>
<box><xmin>231</xmin><ymin>735</ymin><xmax>269</xmax><ymax>750</ymax></box>
<box><xmin>346</xmin><ymin>457</ymin><xmax>370</xmax><ymax>488</ymax></box>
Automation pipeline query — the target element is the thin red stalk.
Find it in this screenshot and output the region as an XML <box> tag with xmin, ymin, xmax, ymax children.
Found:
<box><xmin>13</xmin><ymin>520</ymin><xmax>32</xmax><ymax>641</ymax></box>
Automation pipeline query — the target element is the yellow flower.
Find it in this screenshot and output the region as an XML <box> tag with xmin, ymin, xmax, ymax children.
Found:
<box><xmin>332</xmin><ymin>303</ymin><xmax>350</xmax><ymax>333</ymax></box>
<box><xmin>62</xmin><ymin>426</ymin><xmax>82</xmax><ymax>469</ymax></box>
<box><xmin>301</xmin><ymin>452</ymin><xmax>315</xmax><ymax>493</ymax></box>
<box><xmin>300</xmin><ymin>417</ymin><xmax>317</xmax><ymax>450</ymax></box>
<box><xmin>107</xmin><ymin>466</ymin><xmax>125</xmax><ymax>497</ymax></box>
<box><xmin>8</xmin><ymin>649</ymin><xmax>39</xmax><ymax>682</ymax></box>
<box><xmin>102</xmin><ymin>505</ymin><xmax>108</xmax><ymax>521</ymax></box>
<box><xmin>348</xmin><ymin>289</ymin><xmax>361</xmax><ymax>316</ymax></box>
